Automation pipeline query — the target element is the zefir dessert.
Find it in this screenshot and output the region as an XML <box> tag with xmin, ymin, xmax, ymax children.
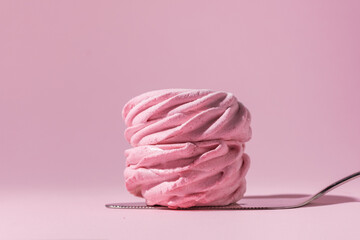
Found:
<box><xmin>122</xmin><ymin>89</ymin><xmax>252</xmax><ymax>209</ymax></box>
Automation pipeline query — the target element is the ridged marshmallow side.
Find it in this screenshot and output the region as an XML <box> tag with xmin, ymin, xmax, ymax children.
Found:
<box><xmin>122</xmin><ymin>89</ymin><xmax>251</xmax><ymax>146</ymax></box>
<box><xmin>124</xmin><ymin>140</ymin><xmax>250</xmax><ymax>209</ymax></box>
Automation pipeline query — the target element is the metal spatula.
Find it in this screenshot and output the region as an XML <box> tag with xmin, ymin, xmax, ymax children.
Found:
<box><xmin>105</xmin><ymin>171</ymin><xmax>360</xmax><ymax>210</ymax></box>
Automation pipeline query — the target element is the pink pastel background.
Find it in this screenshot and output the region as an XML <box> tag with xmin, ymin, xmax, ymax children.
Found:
<box><xmin>1</xmin><ymin>0</ymin><xmax>359</xmax><ymax>239</ymax></box>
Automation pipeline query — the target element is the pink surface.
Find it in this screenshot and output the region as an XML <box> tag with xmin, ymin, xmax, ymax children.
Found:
<box><xmin>1</xmin><ymin>0</ymin><xmax>360</xmax><ymax>239</ymax></box>
<box><xmin>1</xmin><ymin>184</ymin><xmax>360</xmax><ymax>240</ymax></box>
